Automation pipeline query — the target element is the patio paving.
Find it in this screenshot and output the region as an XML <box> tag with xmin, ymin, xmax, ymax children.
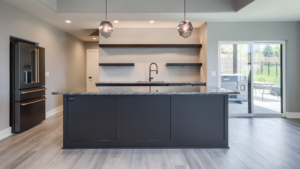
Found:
<box><xmin>229</xmin><ymin>90</ymin><xmax>281</xmax><ymax>115</ymax></box>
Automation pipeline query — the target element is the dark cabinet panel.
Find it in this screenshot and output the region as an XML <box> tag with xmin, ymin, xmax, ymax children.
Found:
<box><xmin>67</xmin><ymin>96</ymin><xmax>117</xmax><ymax>141</ymax></box>
<box><xmin>171</xmin><ymin>95</ymin><xmax>226</xmax><ymax>141</ymax></box>
<box><xmin>121</xmin><ymin>96</ymin><xmax>171</xmax><ymax>141</ymax></box>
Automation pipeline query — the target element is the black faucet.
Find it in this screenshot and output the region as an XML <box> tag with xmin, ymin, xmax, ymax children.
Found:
<box><xmin>149</xmin><ymin>62</ymin><xmax>158</xmax><ymax>82</ymax></box>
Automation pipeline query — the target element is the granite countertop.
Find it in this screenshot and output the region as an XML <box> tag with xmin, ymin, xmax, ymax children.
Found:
<box><xmin>52</xmin><ymin>86</ymin><xmax>239</xmax><ymax>95</ymax></box>
<box><xmin>95</xmin><ymin>81</ymin><xmax>206</xmax><ymax>86</ymax></box>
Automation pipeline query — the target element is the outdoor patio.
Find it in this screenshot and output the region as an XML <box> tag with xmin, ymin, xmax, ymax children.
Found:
<box><xmin>229</xmin><ymin>90</ymin><xmax>281</xmax><ymax>115</ymax></box>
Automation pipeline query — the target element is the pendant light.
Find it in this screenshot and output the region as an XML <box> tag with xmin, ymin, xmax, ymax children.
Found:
<box><xmin>99</xmin><ymin>0</ymin><xmax>114</xmax><ymax>38</ymax></box>
<box><xmin>177</xmin><ymin>0</ymin><xmax>193</xmax><ymax>38</ymax></box>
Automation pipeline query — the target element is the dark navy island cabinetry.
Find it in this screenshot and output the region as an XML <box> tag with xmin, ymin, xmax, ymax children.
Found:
<box><xmin>53</xmin><ymin>86</ymin><xmax>238</xmax><ymax>148</ymax></box>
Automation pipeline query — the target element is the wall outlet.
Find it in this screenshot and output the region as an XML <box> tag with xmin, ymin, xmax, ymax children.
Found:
<box><xmin>45</xmin><ymin>72</ymin><xmax>50</xmax><ymax>76</ymax></box>
<box><xmin>211</xmin><ymin>71</ymin><xmax>216</xmax><ymax>76</ymax></box>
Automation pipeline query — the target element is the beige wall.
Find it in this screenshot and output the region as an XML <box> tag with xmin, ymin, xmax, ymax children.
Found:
<box><xmin>198</xmin><ymin>23</ymin><xmax>207</xmax><ymax>83</ymax></box>
<box><xmin>0</xmin><ymin>1</ymin><xmax>86</xmax><ymax>131</ymax></box>
<box><xmin>99</xmin><ymin>28</ymin><xmax>201</xmax><ymax>82</ymax></box>
<box><xmin>85</xmin><ymin>42</ymin><xmax>99</xmax><ymax>50</ymax></box>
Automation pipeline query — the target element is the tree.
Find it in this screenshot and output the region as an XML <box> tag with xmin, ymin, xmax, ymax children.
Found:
<box><xmin>275</xmin><ymin>50</ymin><xmax>280</xmax><ymax>57</ymax></box>
<box><xmin>274</xmin><ymin>45</ymin><xmax>280</xmax><ymax>57</ymax></box>
<box><xmin>262</xmin><ymin>45</ymin><xmax>274</xmax><ymax>57</ymax></box>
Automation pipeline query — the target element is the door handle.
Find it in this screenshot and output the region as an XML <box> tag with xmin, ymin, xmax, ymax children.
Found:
<box><xmin>21</xmin><ymin>88</ymin><xmax>47</xmax><ymax>94</ymax></box>
<box><xmin>88</xmin><ymin>76</ymin><xmax>92</xmax><ymax>79</ymax></box>
<box><xmin>21</xmin><ymin>98</ymin><xmax>47</xmax><ymax>106</ymax></box>
<box><xmin>35</xmin><ymin>49</ymin><xmax>39</xmax><ymax>83</ymax></box>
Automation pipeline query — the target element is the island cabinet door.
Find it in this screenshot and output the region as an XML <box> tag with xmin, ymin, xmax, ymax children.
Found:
<box><xmin>67</xmin><ymin>95</ymin><xmax>117</xmax><ymax>141</ymax></box>
<box><xmin>121</xmin><ymin>96</ymin><xmax>171</xmax><ymax>141</ymax></box>
<box><xmin>171</xmin><ymin>95</ymin><xmax>227</xmax><ymax>146</ymax></box>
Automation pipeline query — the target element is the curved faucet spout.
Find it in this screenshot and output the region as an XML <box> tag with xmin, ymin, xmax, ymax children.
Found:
<box><xmin>149</xmin><ymin>62</ymin><xmax>159</xmax><ymax>82</ymax></box>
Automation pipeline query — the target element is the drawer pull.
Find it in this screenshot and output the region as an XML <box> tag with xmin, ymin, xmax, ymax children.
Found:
<box><xmin>21</xmin><ymin>88</ymin><xmax>47</xmax><ymax>94</ymax></box>
<box><xmin>21</xmin><ymin>98</ymin><xmax>47</xmax><ymax>106</ymax></box>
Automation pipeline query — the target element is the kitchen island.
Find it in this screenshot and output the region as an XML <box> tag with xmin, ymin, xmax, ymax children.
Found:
<box><xmin>52</xmin><ymin>86</ymin><xmax>238</xmax><ymax>148</ymax></box>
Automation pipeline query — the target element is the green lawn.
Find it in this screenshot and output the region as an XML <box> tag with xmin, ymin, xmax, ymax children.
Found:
<box><xmin>254</xmin><ymin>74</ymin><xmax>278</xmax><ymax>83</ymax></box>
<box><xmin>261</xmin><ymin>64</ymin><xmax>280</xmax><ymax>77</ymax></box>
<box><xmin>254</xmin><ymin>64</ymin><xmax>280</xmax><ymax>83</ymax></box>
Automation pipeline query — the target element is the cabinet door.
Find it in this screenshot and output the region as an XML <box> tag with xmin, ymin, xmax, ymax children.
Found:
<box><xmin>171</xmin><ymin>95</ymin><xmax>225</xmax><ymax>141</ymax></box>
<box><xmin>67</xmin><ymin>96</ymin><xmax>117</xmax><ymax>141</ymax></box>
<box><xmin>121</xmin><ymin>96</ymin><xmax>171</xmax><ymax>141</ymax></box>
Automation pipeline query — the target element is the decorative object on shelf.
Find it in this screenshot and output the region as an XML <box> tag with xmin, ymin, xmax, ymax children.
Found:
<box><xmin>177</xmin><ymin>0</ymin><xmax>193</xmax><ymax>38</ymax></box>
<box><xmin>99</xmin><ymin>0</ymin><xmax>114</xmax><ymax>38</ymax></box>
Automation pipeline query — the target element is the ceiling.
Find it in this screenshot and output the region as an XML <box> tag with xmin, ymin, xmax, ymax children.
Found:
<box><xmin>3</xmin><ymin>0</ymin><xmax>300</xmax><ymax>41</ymax></box>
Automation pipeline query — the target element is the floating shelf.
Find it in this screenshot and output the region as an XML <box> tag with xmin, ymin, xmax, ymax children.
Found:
<box><xmin>99</xmin><ymin>63</ymin><xmax>134</xmax><ymax>66</ymax></box>
<box><xmin>99</xmin><ymin>44</ymin><xmax>202</xmax><ymax>48</ymax></box>
<box><xmin>166</xmin><ymin>63</ymin><xmax>202</xmax><ymax>67</ymax></box>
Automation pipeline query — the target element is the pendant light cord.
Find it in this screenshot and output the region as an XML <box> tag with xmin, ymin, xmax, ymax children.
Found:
<box><xmin>105</xmin><ymin>0</ymin><xmax>107</xmax><ymax>21</ymax></box>
<box><xmin>184</xmin><ymin>0</ymin><xmax>186</xmax><ymax>21</ymax></box>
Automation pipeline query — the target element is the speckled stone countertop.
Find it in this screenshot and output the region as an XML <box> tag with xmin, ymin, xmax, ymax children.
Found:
<box><xmin>52</xmin><ymin>86</ymin><xmax>239</xmax><ymax>95</ymax></box>
<box><xmin>95</xmin><ymin>81</ymin><xmax>206</xmax><ymax>86</ymax></box>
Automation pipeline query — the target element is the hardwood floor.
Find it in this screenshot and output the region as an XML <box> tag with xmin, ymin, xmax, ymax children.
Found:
<box><xmin>1</xmin><ymin>111</ymin><xmax>300</xmax><ymax>169</ymax></box>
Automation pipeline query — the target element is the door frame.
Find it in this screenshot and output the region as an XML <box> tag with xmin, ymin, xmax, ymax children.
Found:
<box><xmin>86</xmin><ymin>49</ymin><xmax>99</xmax><ymax>89</ymax></box>
<box><xmin>218</xmin><ymin>41</ymin><xmax>286</xmax><ymax>117</ymax></box>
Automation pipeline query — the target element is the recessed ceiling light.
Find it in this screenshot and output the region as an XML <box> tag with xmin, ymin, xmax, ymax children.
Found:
<box><xmin>149</xmin><ymin>20</ymin><xmax>155</xmax><ymax>23</ymax></box>
<box><xmin>93</xmin><ymin>38</ymin><xmax>97</xmax><ymax>40</ymax></box>
<box><xmin>114</xmin><ymin>20</ymin><xmax>119</xmax><ymax>23</ymax></box>
<box><xmin>65</xmin><ymin>20</ymin><xmax>71</xmax><ymax>23</ymax></box>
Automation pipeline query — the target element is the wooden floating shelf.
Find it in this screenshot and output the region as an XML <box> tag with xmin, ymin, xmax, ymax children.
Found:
<box><xmin>99</xmin><ymin>63</ymin><xmax>135</xmax><ymax>66</ymax></box>
<box><xmin>99</xmin><ymin>44</ymin><xmax>202</xmax><ymax>48</ymax></box>
<box><xmin>166</xmin><ymin>63</ymin><xmax>202</xmax><ymax>67</ymax></box>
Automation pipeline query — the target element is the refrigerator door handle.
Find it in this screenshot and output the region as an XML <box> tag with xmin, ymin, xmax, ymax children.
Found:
<box><xmin>35</xmin><ymin>49</ymin><xmax>39</xmax><ymax>83</ymax></box>
<box><xmin>21</xmin><ymin>88</ymin><xmax>47</xmax><ymax>94</ymax></box>
<box><xmin>21</xmin><ymin>98</ymin><xmax>47</xmax><ymax>106</ymax></box>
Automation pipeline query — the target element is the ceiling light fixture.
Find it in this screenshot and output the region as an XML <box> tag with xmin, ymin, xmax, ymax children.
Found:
<box><xmin>99</xmin><ymin>0</ymin><xmax>114</xmax><ymax>38</ymax></box>
<box><xmin>149</xmin><ymin>20</ymin><xmax>155</xmax><ymax>23</ymax></box>
<box><xmin>65</xmin><ymin>20</ymin><xmax>71</xmax><ymax>23</ymax></box>
<box><xmin>114</xmin><ymin>20</ymin><xmax>119</xmax><ymax>23</ymax></box>
<box><xmin>177</xmin><ymin>0</ymin><xmax>193</xmax><ymax>38</ymax></box>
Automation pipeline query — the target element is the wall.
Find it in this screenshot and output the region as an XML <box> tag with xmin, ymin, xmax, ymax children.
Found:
<box><xmin>206</xmin><ymin>22</ymin><xmax>300</xmax><ymax>113</ymax></box>
<box><xmin>85</xmin><ymin>42</ymin><xmax>99</xmax><ymax>50</ymax></box>
<box><xmin>198</xmin><ymin>23</ymin><xmax>207</xmax><ymax>83</ymax></box>
<box><xmin>99</xmin><ymin>28</ymin><xmax>201</xmax><ymax>82</ymax></box>
<box><xmin>0</xmin><ymin>1</ymin><xmax>86</xmax><ymax>131</ymax></box>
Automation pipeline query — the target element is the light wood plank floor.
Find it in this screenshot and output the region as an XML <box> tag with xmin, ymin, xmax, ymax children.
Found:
<box><xmin>1</xmin><ymin>111</ymin><xmax>300</xmax><ymax>169</ymax></box>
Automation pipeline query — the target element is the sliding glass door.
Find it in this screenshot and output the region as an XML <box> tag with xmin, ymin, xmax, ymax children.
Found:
<box><xmin>252</xmin><ymin>43</ymin><xmax>282</xmax><ymax>114</ymax></box>
<box><xmin>220</xmin><ymin>43</ymin><xmax>251</xmax><ymax>115</ymax></box>
<box><xmin>219</xmin><ymin>42</ymin><xmax>283</xmax><ymax>116</ymax></box>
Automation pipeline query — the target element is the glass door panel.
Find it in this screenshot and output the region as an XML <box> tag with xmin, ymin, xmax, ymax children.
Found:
<box><xmin>220</xmin><ymin>44</ymin><xmax>251</xmax><ymax>115</ymax></box>
<box><xmin>252</xmin><ymin>44</ymin><xmax>282</xmax><ymax>114</ymax></box>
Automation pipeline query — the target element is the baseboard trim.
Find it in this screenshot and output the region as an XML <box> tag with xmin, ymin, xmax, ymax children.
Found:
<box><xmin>0</xmin><ymin>127</ymin><xmax>12</xmax><ymax>141</ymax></box>
<box><xmin>46</xmin><ymin>105</ymin><xmax>63</xmax><ymax>118</ymax></box>
<box><xmin>286</xmin><ymin>112</ymin><xmax>300</xmax><ymax>119</ymax></box>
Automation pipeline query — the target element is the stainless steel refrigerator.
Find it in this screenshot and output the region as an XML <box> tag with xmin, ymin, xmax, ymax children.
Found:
<box><xmin>10</xmin><ymin>41</ymin><xmax>46</xmax><ymax>133</ymax></box>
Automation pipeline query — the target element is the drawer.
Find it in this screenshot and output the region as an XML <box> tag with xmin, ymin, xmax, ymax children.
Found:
<box><xmin>14</xmin><ymin>96</ymin><xmax>46</xmax><ymax>132</ymax></box>
<box><xmin>15</xmin><ymin>87</ymin><xmax>46</xmax><ymax>101</ymax></box>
